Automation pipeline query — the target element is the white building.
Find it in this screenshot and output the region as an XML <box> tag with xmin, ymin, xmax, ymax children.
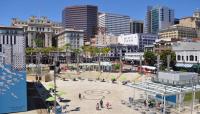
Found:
<box><xmin>0</xmin><ymin>26</ymin><xmax>25</xmax><ymax>70</ymax></box>
<box><xmin>118</xmin><ymin>33</ymin><xmax>158</xmax><ymax>51</ymax></box>
<box><xmin>145</xmin><ymin>6</ymin><xmax>174</xmax><ymax>34</ymax></box>
<box><xmin>172</xmin><ymin>42</ymin><xmax>200</xmax><ymax>68</ymax></box>
<box><xmin>55</xmin><ymin>29</ymin><xmax>84</xmax><ymax>49</ymax></box>
<box><xmin>158</xmin><ymin>71</ymin><xmax>198</xmax><ymax>86</ymax></box>
<box><xmin>98</xmin><ymin>13</ymin><xmax>130</xmax><ymax>35</ymax></box>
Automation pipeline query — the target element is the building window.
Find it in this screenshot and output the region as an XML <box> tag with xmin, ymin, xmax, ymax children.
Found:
<box><xmin>195</xmin><ymin>56</ymin><xmax>198</xmax><ymax>61</ymax></box>
<box><xmin>177</xmin><ymin>55</ymin><xmax>181</xmax><ymax>61</ymax></box>
<box><xmin>0</xmin><ymin>44</ymin><xmax>2</xmax><ymax>52</ymax></box>
<box><xmin>190</xmin><ymin>55</ymin><xmax>194</xmax><ymax>61</ymax></box>
<box><xmin>182</xmin><ymin>56</ymin><xmax>184</xmax><ymax>61</ymax></box>
<box><xmin>186</xmin><ymin>56</ymin><xmax>188</xmax><ymax>61</ymax></box>
<box><xmin>14</xmin><ymin>36</ymin><xmax>16</xmax><ymax>44</ymax></box>
<box><xmin>3</xmin><ymin>35</ymin><xmax>5</xmax><ymax>44</ymax></box>
<box><xmin>7</xmin><ymin>36</ymin><xmax>9</xmax><ymax>44</ymax></box>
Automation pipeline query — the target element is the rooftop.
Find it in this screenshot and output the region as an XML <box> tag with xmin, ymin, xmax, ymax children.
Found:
<box><xmin>172</xmin><ymin>41</ymin><xmax>200</xmax><ymax>51</ymax></box>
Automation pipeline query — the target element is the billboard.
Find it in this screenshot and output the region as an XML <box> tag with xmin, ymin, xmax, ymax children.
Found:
<box><xmin>0</xmin><ymin>27</ymin><xmax>27</xmax><ymax>113</ymax></box>
<box><xmin>0</xmin><ymin>64</ymin><xmax>27</xmax><ymax>113</ymax></box>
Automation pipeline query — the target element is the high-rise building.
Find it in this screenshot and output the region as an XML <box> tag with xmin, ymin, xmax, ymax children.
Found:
<box><xmin>98</xmin><ymin>13</ymin><xmax>130</xmax><ymax>35</ymax></box>
<box><xmin>130</xmin><ymin>20</ymin><xmax>143</xmax><ymax>34</ymax></box>
<box><xmin>0</xmin><ymin>26</ymin><xmax>27</xmax><ymax>113</ymax></box>
<box><xmin>145</xmin><ymin>6</ymin><xmax>174</xmax><ymax>34</ymax></box>
<box><xmin>62</xmin><ymin>5</ymin><xmax>98</xmax><ymax>43</ymax></box>
<box><xmin>12</xmin><ymin>16</ymin><xmax>63</xmax><ymax>48</ymax></box>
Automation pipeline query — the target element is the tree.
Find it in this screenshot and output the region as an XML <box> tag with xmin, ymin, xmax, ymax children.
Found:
<box><xmin>64</xmin><ymin>43</ymin><xmax>71</xmax><ymax>67</ymax></box>
<box><xmin>72</xmin><ymin>48</ymin><xmax>82</xmax><ymax>74</ymax></box>
<box><xmin>34</xmin><ymin>38</ymin><xmax>44</xmax><ymax>48</ymax></box>
<box><xmin>143</xmin><ymin>51</ymin><xmax>156</xmax><ymax>66</ymax></box>
<box><xmin>160</xmin><ymin>50</ymin><xmax>176</xmax><ymax>70</ymax></box>
<box><xmin>82</xmin><ymin>45</ymin><xmax>91</xmax><ymax>63</ymax></box>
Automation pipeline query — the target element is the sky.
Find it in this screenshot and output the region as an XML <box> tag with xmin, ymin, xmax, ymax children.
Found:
<box><xmin>0</xmin><ymin>0</ymin><xmax>199</xmax><ymax>26</ymax></box>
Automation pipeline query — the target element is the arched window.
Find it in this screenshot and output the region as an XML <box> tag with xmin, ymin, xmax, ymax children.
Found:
<box><xmin>190</xmin><ymin>55</ymin><xmax>194</xmax><ymax>61</ymax></box>
<box><xmin>177</xmin><ymin>55</ymin><xmax>181</xmax><ymax>61</ymax></box>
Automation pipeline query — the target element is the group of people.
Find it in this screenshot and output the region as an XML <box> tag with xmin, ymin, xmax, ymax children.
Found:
<box><xmin>96</xmin><ymin>99</ymin><xmax>112</xmax><ymax>110</ymax></box>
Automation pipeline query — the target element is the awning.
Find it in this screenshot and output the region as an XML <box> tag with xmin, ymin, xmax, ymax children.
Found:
<box><xmin>175</xmin><ymin>63</ymin><xmax>193</xmax><ymax>68</ymax></box>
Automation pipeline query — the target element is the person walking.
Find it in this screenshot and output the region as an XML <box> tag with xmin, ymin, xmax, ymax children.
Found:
<box><xmin>96</xmin><ymin>103</ymin><xmax>99</xmax><ymax>110</ymax></box>
<box><xmin>79</xmin><ymin>93</ymin><xmax>81</xmax><ymax>100</ymax></box>
<box><xmin>100</xmin><ymin>99</ymin><xmax>103</xmax><ymax>108</ymax></box>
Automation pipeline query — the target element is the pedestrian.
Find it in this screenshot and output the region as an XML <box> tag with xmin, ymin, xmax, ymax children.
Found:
<box><xmin>144</xmin><ymin>100</ymin><xmax>147</xmax><ymax>106</ymax></box>
<box><xmin>106</xmin><ymin>102</ymin><xmax>111</xmax><ymax>109</ymax></box>
<box><xmin>79</xmin><ymin>93</ymin><xmax>81</xmax><ymax>100</ymax></box>
<box><xmin>100</xmin><ymin>99</ymin><xmax>104</xmax><ymax>108</ymax></box>
<box><xmin>96</xmin><ymin>103</ymin><xmax>99</xmax><ymax>110</ymax></box>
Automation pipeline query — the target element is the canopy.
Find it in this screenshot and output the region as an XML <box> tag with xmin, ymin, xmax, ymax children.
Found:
<box><xmin>175</xmin><ymin>63</ymin><xmax>193</xmax><ymax>68</ymax></box>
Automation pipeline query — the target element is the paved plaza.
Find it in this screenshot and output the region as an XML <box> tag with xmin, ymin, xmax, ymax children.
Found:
<box><xmin>43</xmin><ymin>76</ymin><xmax>145</xmax><ymax>114</ymax></box>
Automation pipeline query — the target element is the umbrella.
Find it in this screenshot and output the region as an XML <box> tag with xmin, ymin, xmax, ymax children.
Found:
<box><xmin>46</xmin><ymin>83</ymin><xmax>55</xmax><ymax>90</ymax></box>
<box><xmin>120</xmin><ymin>76</ymin><xmax>127</xmax><ymax>81</ymax></box>
<box><xmin>111</xmin><ymin>76</ymin><xmax>115</xmax><ymax>80</ymax></box>
<box><xmin>46</xmin><ymin>96</ymin><xmax>55</xmax><ymax>102</ymax></box>
<box><xmin>56</xmin><ymin>91</ymin><xmax>66</xmax><ymax>96</ymax></box>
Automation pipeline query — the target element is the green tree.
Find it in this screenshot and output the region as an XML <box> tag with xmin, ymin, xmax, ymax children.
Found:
<box><xmin>72</xmin><ymin>48</ymin><xmax>82</xmax><ymax>74</ymax></box>
<box><xmin>143</xmin><ymin>51</ymin><xmax>156</xmax><ymax>66</ymax></box>
<box><xmin>82</xmin><ymin>45</ymin><xmax>91</xmax><ymax>63</ymax></box>
<box><xmin>160</xmin><ymin>50</ymin><xmax>176</xmax><ymax>70</ymax></box>
<box><xmin>34</xmin><ymin>38</ymin><xmax>44</xmax><ymax>48</ymax></box>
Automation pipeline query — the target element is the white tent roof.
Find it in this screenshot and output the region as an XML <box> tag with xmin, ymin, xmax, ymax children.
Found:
<box><xmin>127</xmin><ymin>81</ymin><xmax>200</xmax><ymax>96</ymax></box>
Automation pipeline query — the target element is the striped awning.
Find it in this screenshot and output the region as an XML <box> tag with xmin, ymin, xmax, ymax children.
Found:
<box><xmin>175</xmin><ymin>63</ymin><xmax>193</xmax><ymax>68</ymax></box>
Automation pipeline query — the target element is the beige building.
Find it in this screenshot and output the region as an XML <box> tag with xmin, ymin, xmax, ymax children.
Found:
<box><xmin>158</xmin><ymin>25</ymin><xmax>197</xmax><ymax>40</ymax></box>
<box><xmin>55</xmin><ymin>29</ymin><xmax>84</xmax><ymax>49</ymax></box>
<box><xmin>12</xmin><ymin>16</ymin><xmax>63</xmax><ymax>47</ymax></box>
<box><xmin>92</xmin><ymin>33</ymin><xmax>118</xmax><ymax>47</ymax></box>
<box><xmin>179</xmin><ymin>17</ymin><xmax>200</xmax><ymax>29</ymax></box>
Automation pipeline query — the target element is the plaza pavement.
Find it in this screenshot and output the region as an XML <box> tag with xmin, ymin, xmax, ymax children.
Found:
<box><xmin>43</xmin><ymin>78</ymin><xmax>145</xmax><ymax>114</ymax></box>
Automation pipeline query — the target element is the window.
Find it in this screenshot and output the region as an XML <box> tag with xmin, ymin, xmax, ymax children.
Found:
<box><xmin>190</xmin><ymin>55</ymin><xmax>194</xmax><ymax>61</ymax></box>
<box><xmin>3</xmin><ymin>35</ymin><xmax>5</xmax><ymax>44</ymax></box>
<box><xmin>14</xmin><ymin>36</ymin><xmax>16</xmax><ymax>44</ymax></box>
<box><xmin>7</xmin><ymin>35</ymin><xmax>9</xmax><ymax>44</ymax></box>
<box><xmin>182</xmin><ymin>56</ymin><xmax>184</xmax><ymax>61</ymax></box>
<box><xmin>10</xmin><ymin>36</ymin><xmax>12</xmax><ymax>44</ymax></box>
<box><xmin>0</xmin><ymin>44</ymin><xmax>2</xmax><ymax>52</ymax></box>
<box><xmin>177</xmin><ymin>55</ymin><xmax>181</xmax><ymax>61</ymax></box>
<box><xmin>186</xmin><ymin>56</ymin><xmax>188</xmax><ymax>61</ymax></box>
<box><xmin>195</xmin><ymin>56</ymin><xmax>198</xmax><ymax>61</ymax></box>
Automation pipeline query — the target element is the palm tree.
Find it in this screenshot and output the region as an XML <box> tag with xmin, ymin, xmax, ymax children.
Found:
<box><xmin>25</xmin><ymin>48</ymin><xmax>35</xmax><ymax>64</ymax></box>
<box><xmin>82</xmin><ymin>45</ymin><xmax>91</xmax><ymax>63</ymax></box>
<box><xmin>64</xmin><ymin>44</ymin><xmax>71</xmax><ymax>67</ymax></box>
<box><xmin>72</xmin><ymin>48</ymin><xmax>82</xmax><ymax>74</ymax></box>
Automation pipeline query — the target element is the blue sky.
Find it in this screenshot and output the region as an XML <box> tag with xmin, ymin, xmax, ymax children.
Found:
<box><xmin>0</xmin><ymin>0</ymin><xmax>199</xmax><ymax>26</ymax></box>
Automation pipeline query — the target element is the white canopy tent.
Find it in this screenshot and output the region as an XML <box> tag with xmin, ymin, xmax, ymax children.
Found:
<box><xmin>126</xmin><ymin>81</ymin><xmax>200</xmax><ymax>114</ymax></box>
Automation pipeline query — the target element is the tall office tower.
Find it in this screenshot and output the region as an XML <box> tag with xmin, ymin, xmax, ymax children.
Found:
<box><xmin>98</xmin><ymin>13</ymin><xmax>130</xmax><ymax>36</ymax></box>
<box><xmin>130</xmin><ymin>20</ymin><xmax>144</xmax><ymax>33</ymax></box>
<box><xmin>62</xmin><ymin>5</ymin><xmax>98</xmax><ymax>43</ymax></box>
<box><xmin>145</xmin><ymin>6</ymin><xmax>174</xmax><ymax>34</ymax></box>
